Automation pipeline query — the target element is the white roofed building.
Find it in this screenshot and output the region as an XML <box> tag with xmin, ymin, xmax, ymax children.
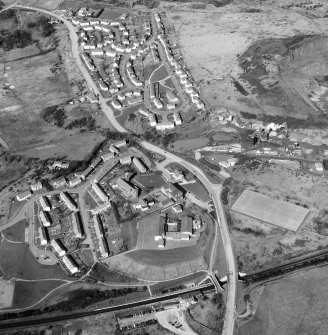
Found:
<box><xmin>39</xmin><ymin>196</ymin><xmax>51</xmax><ymax>212</ymax></box>
<box><xmin>62</xmin><ymin>255</ymin><xmax>79</xmax><ymax>275</ymax></box>
<box><xmin>92</xmin><ymin>183</ymin><xmax>109</xmax><ymax>202</ymax></box>
<box><xmin>71</xmin><ymin>212</ymin><xmax>84</xmax><ymax>239</ymax></box>
<box><xmin>51</xmin><ymin>239</ymin><xmax>66</xmax><ymax>257</ymax></box>
<box><xmin>38</xmin><ymin>227</ymin><xmax>48</xmax><ymax>246</ymax></box>
<box><xmin>39</xmin><ymin>210</ymin><xmax>51</xmax><ymax>227</ymax></box>
<box><xmin>60</xmin><ymin>192</ymin><xmax>78</xmax><ymax>212</ymax></box>
<box><xmin>133</xmin><ymin>157</ymin><xmax>147</xmax><ymax>173</ymax></box>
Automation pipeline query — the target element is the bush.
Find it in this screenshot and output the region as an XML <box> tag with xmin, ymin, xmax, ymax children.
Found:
<box><xmin>41</xmin><ymin>105</ymin><xmax>66</xmax><ymax>127</ymax></box>
<box><xmin>0</xmin><ymin>29</ymin><xmax>34</xmax><ymax>51</ymax></box>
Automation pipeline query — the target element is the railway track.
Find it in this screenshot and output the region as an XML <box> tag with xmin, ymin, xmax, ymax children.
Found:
<box><xmin>242</xmin><ymin>249</ymin><xmax>328</xmax><ymax>284</ymax></box>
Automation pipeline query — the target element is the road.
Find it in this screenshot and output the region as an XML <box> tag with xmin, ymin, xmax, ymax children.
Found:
<box><xmin>0</xmin><ymin>283</ymin><xmax>215</xmax><ymax>330</ymax></box>
<box><xmin>11</xmin><ymin>5</ymin><xmax>237</xmax><ymax>335</ymax></box>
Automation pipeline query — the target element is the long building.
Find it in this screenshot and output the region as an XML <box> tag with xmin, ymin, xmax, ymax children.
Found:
<box><xmin>39</xmin><ymin>210</ymin><xmax>51</xmax><ymax>227</ymax></box>
<box><xmin>38</xmin><ymin>226</ymin><xmax>48</xmax><ymax>246</ymax></box>
<box><xmin>51</xmin><ymin>239</ymin><xmax>66</xmax><ymax>257</ymax></box>
<box><xmin>71</xmin><ymin>212</ymin><xmax>84</xmax><ymax>239</ymax></box>
<box><xmin>116</xmin><ymin>178</ymin><xmax>138</xmax><ymax>199</ymax></box>
<box><xmin>62</xmin><ymin>255</ymin><xmax>79</xmax><ymax>275</ymax></box>
<box><xmin>39</xmin><ymin>196</ymin><xmax>51</xmax><ymax>211</ymax></box>
<box><xmin>166</xmin><ymin>90</ymin><xmax>179</xmax><ymax>103</ymax></box>
<box><xmin>133</xmin><ymin>157</ymin><xmax>147</xmax><ymax>173</ymax></box>
<box><xmin>60</xmin><ymin>192</ymin><xmax>78</xmax><ymax>212</ymax></box>
<box><xmin>93</xmin><ymin>215</ymin><xmax>109</xmax><ymax>258</ymax></box>
<box><xmin>92</xmin><ymin>183</ymin><xmax>109</xmax><ymax>202</ymax></box>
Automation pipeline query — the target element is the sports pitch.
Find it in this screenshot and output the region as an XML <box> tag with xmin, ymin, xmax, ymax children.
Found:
<box><xmin>231</xmin><ymin>190</ymin><xmax>310</xmax><ymax>232</ymax></box>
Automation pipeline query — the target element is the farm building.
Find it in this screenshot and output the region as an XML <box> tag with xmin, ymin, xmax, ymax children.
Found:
<box><xmin>51</xmin><ymin>239</ymin><xmax>66</xmax><ymax>257</ymax></box>
<box><xmin>60</xmin><ymin>192</ymin><xmax>78</xmax><ymax>212</ymax></box>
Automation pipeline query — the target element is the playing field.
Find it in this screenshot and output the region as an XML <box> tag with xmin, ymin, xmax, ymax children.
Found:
<box><xmin>232</xmin><ymin>190</ymin><xmax>310</xmax><ymax>232</ymax></box>
<box><xmin>0</xmin><ymin>279</ymin><xmax>14</xmax><ymax>308</ymax></box>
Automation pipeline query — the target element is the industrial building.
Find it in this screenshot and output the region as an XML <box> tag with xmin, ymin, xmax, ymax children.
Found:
<box><xmin>39</xmin><ymin>196</ymin><xmax>51</xmax><ymax>212</ymax></box>
<box><xmin>60</xmin><ymin>192</ymin><xmax>78</xmax><ymax>212</ymax></box>
<box><xmin>39</xmin><ymin>210</ymin><xmax>51</xmax><ymax>227</ymax></box>
<box><xmin>133</xmin><ymin>157</ymin><xmax>147</xmax><ymax>173</ymax></box>
<box><xmin>92</xmin><ymin>182</ymin><xmax>109</xmax><ymax>202</ymax></box>
<box><xmin>51</xmin><ymin>239</ymin><xmax>66</xmax><ymax>257</ymax></box>
<box><xmin>116</xmin><ymin>178</ymin><xmax>138</xmax><ymax>198</ymax></box>
<box><xmin>71</xmin><ymin>212</ymin><xmax>84</xmax><ymax>239</ymax></box>
<box><xmin>62</xmin><ymin>255</ymin><xmax>79</xmax><ymax>275</ymax></box>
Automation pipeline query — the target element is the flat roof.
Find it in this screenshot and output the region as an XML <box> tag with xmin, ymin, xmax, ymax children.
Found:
<box><xmin>231</xmin><ymin>190</ymin><xmax>310</xmax><ymax>232</ymax></box>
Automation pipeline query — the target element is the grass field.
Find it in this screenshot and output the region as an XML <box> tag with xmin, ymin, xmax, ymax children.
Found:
<box><xmin>182</xmin><ymin>182</ymin><xmax>211</xmax><ymax>202</ymax></box>
<box><xmin>128</xmin><ymin>246</ymin><xmax>201</xmax><ymax>266</ymax></box>
<box><xmin>172</xmin><ymin>137</ymin><xmax>209</xmax><ymax>152</ymax></box>
<box><xmin>3</xmin><ymin>220</ymin><xmax>27</xmax><ymax>242</ymax></box>
<box><xmin>133</xmin><ymin>174</ymin><xmax>166</xmax><ymax>189</ymax></box>
<box><xmin>232</xmin><ymin>190</ymin><xmax>310</xmax><ymax>232</ymax></box>
<box><xmin>150</xmin><ymin>271</ymin><xmax>207</xmax><ymax>295</ymax></box>
<box><xmin>88</xmin><ymin>262</ymin><xmax>143</xmax><ymax>285</ymax></box>
<box><xmin>238</xmin><ymin>267</ymin><xmax>328</xmax><ymax>335</ymax></box>
<box><xmin>0</xmin><ymin>240</ymin><xmax>70</xmax><ymax>280</ymax></box>
<box><xmin>149</xmin><ymin>64</ymin><xmax>170</xmax><ymax>84</ymax></box>
<box><xmin>121</xmin><ymin>220</ymin><xmax>138</xmax><ymax>250</ymax></box>
<box><xmin>0</xmin><ymin>279</ymin><xmax>14</xmax><ymax>308</ymax></box>
<box><xmin>12</xmin><ymin>279</ymin><xmax>67</xmax><ymax>308</ymax></box>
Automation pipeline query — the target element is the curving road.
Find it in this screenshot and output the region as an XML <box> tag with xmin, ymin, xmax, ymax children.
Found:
<box><xmin>12</xmin><ymin>5</ymin><xmax>237</xmax><ymax>335</ymax></box>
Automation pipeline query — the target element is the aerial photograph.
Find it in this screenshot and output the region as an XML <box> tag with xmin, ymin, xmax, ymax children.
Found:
<box><xmin>0</xmin><ymin>0</ymin><xmax>328</xmax><ymax>334</ymax></box>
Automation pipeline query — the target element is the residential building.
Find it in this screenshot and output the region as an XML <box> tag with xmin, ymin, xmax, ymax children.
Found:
<box><xmin>173</xmin><ymin>112</ymin><xmax>182</xmax><ymax>125</ymax></box>
<box><xmin>156</xmin><ymin>121</ymin><xmax>175</xmax><ymax>131</ymax></box>
<box><xmin>116</xmin><ymin>178</ymin><xmax>138</xmax><ymax>198</ymax></box>
<box><xmin>153</xmin><ymin>97</ymin><xmax>163</xmax><ymax>109</ymax></box>
<box><xmin>71</xmin><ymin>212</ymin><xmax>84</xmax><ymax>239</ymax></box>
<box><xmin>172</xmin><ymin>204</ymin><xmax>182</xmax><ymax>213</ymax></box>
<box><xmin>51</xmin><ymin>239</ymin><xmax>66</xmax><ymax>257</ymax></box>
<box><xmin>167</xmin><ymin>103</ymin><xmax>175</xmax><ymax>110</ymax></box>
<box><xmin>52</xmin><ymin>176</ymin><xmax>67</xmax><ymax>189</ymax></box>
<box><xmin>93</xmin><ymin>215</ymin><xmax>109</xmax><ymax>258</ymax></box>
<box><xmin>161</xmin><ymin>183</ymin><xmax>184</xmax><ymax>202</ymax></box>
<box><xmin>111</xmin><ymin>98</ymin><xmax>122</xmax><ymax>109</ymax></box>
<box><xmin>166</xmin><ymin>90</ymin><xmax>179</xmax><ymax>103</ymax></box>
<box><xmin>39</xmin><ymin>210</ymin><xmax>51</xmax><ymax>227</ymax></box>
<box><xmin>149</xmin><ymin>113</ymin><xmax>157</xmax><ymax>127</ymax></box>
<box><xmin>16</xmin><ymin>190</ymin><xmax>32</xmax><ymax>201</ymax></box>
<box><xmin>39</xmin><ymin>226</ymin><xmax>48</xmax><ymax>246</ymax></box>
<box><xmin>133</xmin><ymin>157</ymin><xmax>147</xmax><ymax>173</ymax></box>
<box><xmin>91</xmin><ymin>202</ymin><xmax>111</xmax><ymax>215</ymax></box>
<box><xmin>31</xmin><ymin>182</ymin><xmax>42</xmax><ymax>192</ymax></box>
<box><xmin>315</xmin><ymin>162</ymin><xmax>324</xmax><ymax>172</ymax></box>
<box><xmin>120</xmin><ymin>155</ymin><xmax>132</xmax><ymax>165</ymax></box>
<box><xmin>92</xmin><ymin>183</ymin><xmax>109</xmax><ymax>202</ymax></box>
<box><xmin>101</xmin><ymin>152</ymin><xmax>115</xmax><ymax>161</ymax></box>
<box><xmin>60</xmin><ymin>192</ymin><xmax>78</xmax><ymax>212</ymax></box>
<box><xmin>80</xmin><ymin>166</ymin><xmax>93</xmax><ymax>180</ymax></box>
<box><xmin>39</xmin><ymin>196</ymin><xmax>51</xmax><ymax>211</ymax></box>
<box><xmin>69</xmin><ymin>176</ymin><xmax>81</xmax><ymax>188</ymax></box>
<box><xmin>90</xmin><ymin>157</ymin><xmax>102</xmax><ymax>169</ymax></box>
<box><xmin>62</xmin><ymin>255</ymin><xmax>79</xmax><ymax>275</ymax></box>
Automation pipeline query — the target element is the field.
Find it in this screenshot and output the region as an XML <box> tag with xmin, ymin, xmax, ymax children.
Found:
<box><xmin>232</xmin><ymin>190</ymin><xmax>310</xmax><ymax>232</ymax></box>
<box><xmin>172</xmin><ymin>137</ymin><xmax>209</xmax><ymax>152</ymax></box>
<box><xmin>0</xmin><ymin>240</ymin><xmax>70</xmax><ymax>280</ymax></box>
<box><xmin>0</xmin><ymin>279</ymin><xmax>14</xmax><ymax>308</ymax></box>
<box><xmin>149</xmin><ymin>271</ymin><xmax>207</xmax><ymax>295</ymax></box>
<box><xmin>121</xmin><ymin>220</ymin><xmax>138</xmax><ymax>250</ymax></box>
<box><xmin>182</xmin><ymin>181</ymin><xmax>211</xmax><ymax>202</ymax></box>
<box><xmin>0</xmin><ymin>10</ymin><xmax>106</xmax><ymax>160</ymax></box>
<box><xmin>3</xmin><ymin>220</ymin><xmax>27</xmax><ymax>242</ymax></box>
<box><xmin>238</xmin><ymin>267</ymin><xmax>328</xmax><ymax>335</ymax></box>
<box><xmin>104</xmin><ymin>247</ymin><xmax>208</xmax><ymax>281</ymax></box>
<box><xmin>133</xmin><ymin>173</ymin><xmax>166</xmax><ymax>188</ymax></box>
<box><xmin>12</xmin><ymin>279</ymin><xmax>67</xmax><ymax>308</ymax></box>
